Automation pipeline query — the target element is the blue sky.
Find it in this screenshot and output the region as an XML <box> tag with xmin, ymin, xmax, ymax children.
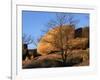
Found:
<box><xmin>22</xmin><ymin>11</ymin><xmax>89</xmax><ymax>49</ymax></box>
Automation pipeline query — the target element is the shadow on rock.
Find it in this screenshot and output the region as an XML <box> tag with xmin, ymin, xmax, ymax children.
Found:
<box><xmin>65</xmin><ymin>57</ymin><xmax>83</xmax><ymax>66</ymax></box>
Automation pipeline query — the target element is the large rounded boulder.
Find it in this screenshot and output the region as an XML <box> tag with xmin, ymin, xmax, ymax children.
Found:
<box><xmin>37</xmin><ymin>25</ymin><xmax>75</xmax><ymax>55</ymax></box>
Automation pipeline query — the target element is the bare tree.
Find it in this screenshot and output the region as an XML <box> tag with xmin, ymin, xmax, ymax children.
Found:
<box><xmin>22</xmin><ymin>34</ymin><xmax>33</xmax><ymax>60</ymax></box>
<box><xmin>22</xmin><ymin>33</ymin><xmax>42</xmax><ymax>60</ymax></box>
<box><xmin>22</xmin><ymin>33</ymin><xmax>34</xmax><ymax>45</ymax></box>
<box><xmin>22</xmin><ymin>33</ymin><xmax>41</xmax><ymax>48</ymax></box>
<box><xmin>41</xmin><ymin>13</ymin><xmax>78</xmax><ymax>65</ymax></box>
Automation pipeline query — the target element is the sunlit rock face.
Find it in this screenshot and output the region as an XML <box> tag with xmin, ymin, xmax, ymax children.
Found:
<box><xmin>37</xmin><ymin>25</ymin><xmax>75</xmax><ymax>55</ymax></box>
<box><xmin>67</xmin><ymin>38</ymin><xmax>89</xmax><ymax>50</ymax></box>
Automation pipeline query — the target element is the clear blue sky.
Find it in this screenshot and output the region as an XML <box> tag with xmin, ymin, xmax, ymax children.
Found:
<box><xmin>22</xmin><ymin>10</ymin><xmax>89</xmax><ymax>49</ymax></box>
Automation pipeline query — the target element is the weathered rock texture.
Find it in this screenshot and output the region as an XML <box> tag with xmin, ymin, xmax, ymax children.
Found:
<box><xmin>37</xmin><ymin>25</ymin><xmax>75</xmax><ymax>55</ymax></box>
<box><xmin>37</xmin><ymin>25</ymin><xmax>89</xmax><ymax>55</ymax></box>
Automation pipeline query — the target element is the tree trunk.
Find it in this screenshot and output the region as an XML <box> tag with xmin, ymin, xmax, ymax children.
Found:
<box><xmin>61</xmin><ymin>50</ymin><xmax>67</xmax><ymax>66</ymax></box>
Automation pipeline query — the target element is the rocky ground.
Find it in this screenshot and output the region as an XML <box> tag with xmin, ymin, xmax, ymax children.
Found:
<box><xmin>22</xmin><ymin>49</ymin><xmax>89</xmax><ymax>69</ymax></box>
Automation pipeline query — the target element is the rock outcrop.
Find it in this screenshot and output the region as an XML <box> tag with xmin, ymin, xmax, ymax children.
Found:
<box><xmin>37</xmin><ymin>25</ymin><xmax>89</xmax><ymax>55</ymax></box>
